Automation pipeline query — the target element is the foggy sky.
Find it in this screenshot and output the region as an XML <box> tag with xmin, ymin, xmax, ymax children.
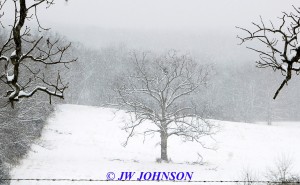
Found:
<box><xmin>2</xmin><ymin>0</ymin><xmax>300</xmax><ymax>59</ymax></box>
<box><xmin>20</xmin><ymin>0</ymin><xmax>300</xmax><ymax>30</ymax></box>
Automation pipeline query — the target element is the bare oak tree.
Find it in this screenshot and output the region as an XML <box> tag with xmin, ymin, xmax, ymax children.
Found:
<box><xmin>0</xmin><ymin>0</ymin><xmax>76</xmax><ymax>107</ymax></box>
<box><xmin>113</xmin><ymin>51</ymin><xmax>216</xmax><ymax>162</ymax></box>
<box><xmin>237</xmin><ymin>6</ymin><xmax>300</xmax><ymax>99</ymax></box>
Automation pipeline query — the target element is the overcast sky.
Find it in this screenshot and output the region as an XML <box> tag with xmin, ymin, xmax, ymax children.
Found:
<box><xmin>29</xmin><ymin>0</ymin><xmax>300</xmax><ymax>30</ymax></box>
<box><xmin>2</xmin><ymin>0</ymin><xmax>299</xmax><ymax>30</ymax></box>
<box><xmin>2</xmin><ymin>0</ymin><xmax>300</xmax><ymax>59</ymax></box>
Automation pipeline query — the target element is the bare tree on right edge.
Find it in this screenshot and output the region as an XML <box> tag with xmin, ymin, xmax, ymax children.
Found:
<box><xmin>237</xmin><ymin>6</ymin><xmax>300</xmax><ymax>99</ymax></box>
<box><xmin>112</xmin><ymin>51</ymin><xmax>217</xmax><ymax>162</ymax></box>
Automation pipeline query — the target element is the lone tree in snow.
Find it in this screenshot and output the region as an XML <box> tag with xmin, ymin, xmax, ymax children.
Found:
<box><xmin>113</xmin><ymin>51</ymin><xmax>216</xmax><ymax>162</ymax></box>
<box><xmin>0</xmin><ymin>0</ymin><xmax>76</xmax><ymax>107</ymax></box>
<box><xmin>237</xmin><ymin>6</ymin><xmax>300</xmax><ymax>99</ymax></box>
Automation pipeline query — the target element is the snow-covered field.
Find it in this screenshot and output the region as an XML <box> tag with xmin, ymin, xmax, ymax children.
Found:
<box><xmin>11</xmin><ymin>104</ymin><xmax>300</xmax><ymax>185</ymax></box>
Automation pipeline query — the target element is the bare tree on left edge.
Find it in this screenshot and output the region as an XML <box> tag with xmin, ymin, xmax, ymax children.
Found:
<box><xmin>0</xmin><ymin>0</ymin><xmax>76</xmax><ymax>107</ymax></box>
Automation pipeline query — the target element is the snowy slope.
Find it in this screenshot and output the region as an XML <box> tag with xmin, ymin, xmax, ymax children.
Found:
<box><xmin>11</xmin><ymin>104</ymin><xmax>300</xmax><ymax>185</ymax></box>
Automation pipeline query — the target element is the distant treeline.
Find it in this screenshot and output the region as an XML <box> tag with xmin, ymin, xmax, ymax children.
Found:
<box><xmin>65</xmin><ymin>42</ymin><xmax>300</xmax><ymax>124</ymax></box>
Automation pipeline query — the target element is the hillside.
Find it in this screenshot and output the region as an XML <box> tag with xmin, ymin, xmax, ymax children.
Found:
<box><xmin>11</xmin><ymin>104</ymin><xmax>300</xmax><ymax>185</ymax></box>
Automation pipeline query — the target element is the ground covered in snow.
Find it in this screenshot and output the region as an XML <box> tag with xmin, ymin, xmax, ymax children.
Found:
<box><xmin>11</xmin><ymin>104</ymin><xmax>300</xmax><ymax>185</ymax></box>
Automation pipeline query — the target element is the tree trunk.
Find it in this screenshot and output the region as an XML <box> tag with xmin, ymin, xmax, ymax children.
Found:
<box><xmin>160</xmin><ymin>129</ymin><xmax>168</xmax><ymax>162</ymax></box>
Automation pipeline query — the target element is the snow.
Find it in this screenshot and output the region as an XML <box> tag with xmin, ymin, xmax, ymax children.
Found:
<box><xmin>6</xmin><ymin>73</ymin><xmax>14</xmax><ymax>82</ymax></box>
<box><xmin>287</xmin><ymin>51</ymin><xmax>297</xmax><ymax>61</ymax></box>
<box><xmin>38</xmin><ymin>86</ymin><xmax>47</xmax><ymax>90</ymax></box>
<box><xmin>0</xmin><ymin>55</ymin><xmax>8</xmax><ymax>61</ymax></box>
<box><xmin>293</xmin><ymin>62</ymin><xmax>300</xmax><ymax>71</ymax></box>
<box><xmin>18</xmin><ymin>90</ymin><xmax>29</xmax><ymax>97</ymax></box>
<box><xmin>287</xmin><ymin>43</ymin><xmax>300</xmax><ymax>61</ymax></box>
<box><xmin>8</xmin><ymin>90</ymin><xmax>16</xmax><ymax>99</ymax></box>
<box><xmin>11</xmin><ymin>104</ymin><xmax>300</xmax><ymax>185</ymax></box>
<box><xmin>10</xmin><ymin>50</ymin><xmax>16</xmax><ymax>58</ymax></box>
<box><xmin>281</xmin><ymin>64</ymin><xmax>287</xmax><ymax>72</ymax></box>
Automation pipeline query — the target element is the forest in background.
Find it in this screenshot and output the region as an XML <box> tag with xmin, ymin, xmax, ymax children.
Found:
<box><xmin>1</xmin><ymin>0</ymin><xmax>300</xmax><ymax>184</ymax></box>
<box><xmin>62</xmin><ymin>37</ymin><xmax>300</xmax><ymax>124</ymax></box>
<box><xmin>2</xmin><ymin>28</ymin><xmax>300</xmax><ymax>125</ymax></box>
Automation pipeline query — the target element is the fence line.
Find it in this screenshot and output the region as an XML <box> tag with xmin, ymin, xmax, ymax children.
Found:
<box><xmin>0</xmin><ymin>178</ymin><xmax>300</xmax><ymax>183</ymax></box>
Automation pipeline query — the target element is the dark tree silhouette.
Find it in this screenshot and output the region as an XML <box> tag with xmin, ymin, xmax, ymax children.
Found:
<box><xmin>0</xmin><ymin>0</ymin><xmax>76</xmax><ymax>107</ymax></box>
<box><xmin>237</xmin><ymin>6</ymin><xmax>300</xmax><ymax>99</ymax></box>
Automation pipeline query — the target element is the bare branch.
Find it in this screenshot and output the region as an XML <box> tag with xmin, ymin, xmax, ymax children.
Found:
<box><xmin>112</xmin><ymin>51</ymin><xmax>215</xmax><ymax>161</ymax></box>
<box><xmin>237</xmin><ymin>6</ymin><xmax>300</xmax><ymax>99</ymax></box>
<box><xmin>0</xmin><ymin>0</ymin><xmax>75</xmax><ymax>107</ymax></box>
